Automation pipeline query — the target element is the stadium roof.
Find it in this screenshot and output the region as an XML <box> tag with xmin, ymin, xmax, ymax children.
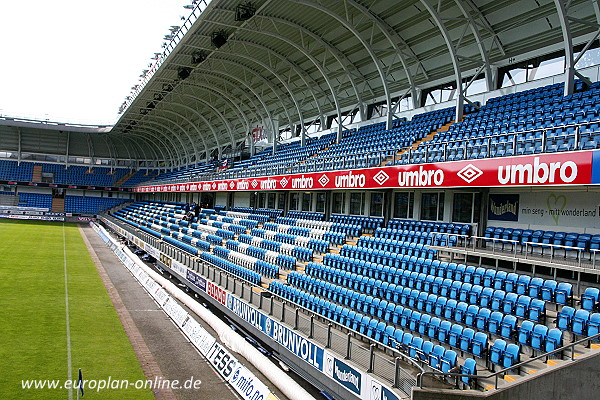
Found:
<box><xmin>2</xmin><ymin>0</ymin><xmax>600</xmax><ymax>167</ymax></box>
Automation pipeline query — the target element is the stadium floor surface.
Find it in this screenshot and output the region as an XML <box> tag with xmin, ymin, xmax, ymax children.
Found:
<box><xmin>0</xmin><ymin>220</ymin><xmax>152</xmax><ymax>400</ymax></box>
<box><xmin>79</xmin><ymin>223</ymin><xmax>243</xmax><ymax>400</ymax></box>
<box><xmin>1</xmin><ymin>219</ymin><xmax>280</xmax><ymax>400</ymax></box>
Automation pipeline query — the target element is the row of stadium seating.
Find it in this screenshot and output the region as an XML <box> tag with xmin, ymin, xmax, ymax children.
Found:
<box><xmin>291</xmin><ymin>108</ymin><xmax>471</xmax><ymax>173</ymax></box>
<box><xmin>17</xmin><ymin>192</ymin><xmax>52</xmax><ymax>209</ymax></box>
<box><xmin>41</xmin><ymin>164</ymin><xmax>129</xmax><ymax>187</ymax></box>
<box><xmin>116</xmin><ymin>202</ymin><xmax>295</xmax><ymax>280</ymax></box>
<box><xmin>230</xmin><ymin>207</ymin><xmax>283</xmax><ymax>219</ymax></box>
<box><xmin>262</xmin><ymin>221</ymin><xmax>346</xmax><ymax>245</ymax></box>
<box><xmin>64</xmin><ymin>196</ymin><xmax>130</xmax><ymax>214</ymax></box>
<box><xmin>249</xmin><ymin>228</ymin><xmax>330</xmax><ymax>254</ymax></box>
<box><xmin>484</xmin><ymin>226</ymin><xmax>600</xmax><ymax>256</ymax></box>
<box><xmin>224</xmin><ymin>210</ymin><xmax>271</xmax><ymax>223</ymax></box>
<box><xmin>0</xmin><ymin>160</ymin><xmax>33</xmax><ymax>181</ymax></box>
<box><xmin>387</xmin><ymin>219</ymin><xmax>472</xmax><ymax>235</ymax></box>
<box><xmin>208</xmin><ymin>214</ymin><xmax>259</xmax><ymax>229</ymax></box>
<box><xmin>330</xmin><ymin>214</ymin><xmax>385</xmax><ymax>230</ymax></box>
<box><xmin>225</xmin><ymin>240</ymin><xmax>297</xmax><ymax>270</ymax></box>
<box><xmin>397</xmin><ymin>81</ymin><xmax>600</xmax><ymax>164</ymax></box>
<box><xmin>275</xmin><ymin>216</ymin><xmax>362</xmax><ymax>237</ymax></box>
<box><xmin>374</xmin><ymin>229</ymin><xmax>459</xmax><ymax>247</ymax></box>
<box><xmin>228</xmin><ymin>133</ymin><xmax>338</xmax><ymax>177</ymax></box>
<box><xmin>149</xmin><ymin>161</ymin><xmax>218</xmax><ymax>185</ymax></box>
<box><xmin>237</xmin><ymin>233</ymin><xmax>314</xmax><ymax>262</ymax></box>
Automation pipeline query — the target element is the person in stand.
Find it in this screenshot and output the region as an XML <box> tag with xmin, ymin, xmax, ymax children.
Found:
<box><xmin>194</xmin><ymin>202</ymin><xmax>200</xmax><ymax>220</ymax></box>
<box><xmin>184</xmin><ymin>202</ymin><xmax>190</xmax><ymax>214</ymax></box>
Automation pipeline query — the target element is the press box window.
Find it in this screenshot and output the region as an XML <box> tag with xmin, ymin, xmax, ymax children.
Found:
<box><xmin>394</xmin><ymin>192</ymin><xmax>414</xmax><ymax>219</ymax></box>
<box><xmin>290</xmin><ymin>193</ymin><xmax>300</xmax><ymax>210</ymax></box>
<box><xmin>277</xmin><ymin>192</ymin><xmax>286</xmax><ymax>210</ymax></box>
<box><xmin>452</xmin><ymin>192</ymin><xmax>481</xmax><ymax>223</ymax></box>
<box><xmin>421</xmin><ymin>192</ymin><xmax>444</xmax><ymax>221</ymax></box>
<box><xmin>349</xmin><ymin>192</ymin><xmax>365</xmax><ymax>215</ymax></box>
<box><xmin>302</xmin><ymin>192</ymin><xmax>312</xmax><ymax>211</ymax></box>
<box><xmin>267</xmin><ymin>192</ymin><xmax>276</xmax><ymax>209</ymax></box>
<box><xmin>370</xmin><ymin>192</ymin><xmax>384</xmax><ymax>217</ymax></box>
<box><xmin>316</xmin><ymin>192</ymin><xmax>326</xmax><ymax>213</ymax></box>
<box><xmin>258</xmin><ymin>192</ymin><xmax>266</xmax><ymax>208</ymax></box>
<box><xmin>332</xmin><ymin>192</ymin><xmax>345</xmax><ymax>214</ymax></box>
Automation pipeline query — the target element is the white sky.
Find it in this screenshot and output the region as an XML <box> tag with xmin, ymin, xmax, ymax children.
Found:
<box><xmin>0</xmin><ymin>0</ymin><xmax>188</xmax><ymax>126</ymax></box>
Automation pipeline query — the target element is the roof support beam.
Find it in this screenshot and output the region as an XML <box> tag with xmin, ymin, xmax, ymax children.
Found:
<box><xmin>207</xmin><ymin>58</ymin><xmax>292</xmax><ymax>152</ymax></box>
<box><xmin>291</xmin><ymin>0</ymin><xmax>393</xmax><ymax>134</ymax></box>
<box><xmin>419</xmin><ymin>0</ymin><xmax>464</xmax><ymax>121</ymax></box>
<box><xmin>196</xmin><ymin>70</ymin><xmax>276</xmax><ymax>151</ymax></box>
<box><xmin>205</xmin><ymin>50</ymin><xmax>305</xmax><ymax>147</ymax></box>
<box><xmin>554</xmin><ymin>0</ymin><xmax>600</xmax><ymax>95</ymax></box>
<box><xmin>125</xmin><ymin>100</ymin><xmax>203</xmax><ymax>166</ymax></box>
<box><xmin>125</xmin><ymin>133</ymin><xmax>165</xmax><ymax>168</ymax></box>
<box><xmin>259</xmin><ymin>14</ymin><xmax>372</xmax><ymax>122</ymax></box>
<box><xmin>141</xmin><ymin>111</ymin><xmax>206</xmax><ymax>167</ymax></box>
<box><xmin>168</xmin><ymin>94</ymin><xmax>234</xmax><ymax>153</ymax></box>
<box><xmin>127</xmin><ymin>117</ymin><xmax>184</xmax><ymax>168</ymax></box>
<box><xmin>205</xmin><ymin>20</ymin><xmax>341</xmax><ymax>146</ymax></box>
<box><xmin>452</xmin><ymin>0</ymin><xmax>498</xmax><ymax>93</ymax></box>
<box><xmin>345</xmin><ymin>0</ymin><xmax>424</xmax><ymax>112</ymax></box>
<box><xmin>143</xmin><ymin>93</ymin><xmax>212</xmax><ymax>159</ymax></box>
<box><xmin>178</xmin><ymin>81</ymin><xmax>252</xmax><ymax>135</ymax></box>
<box><xmin>17</xmin><ymin>127</ymin><xmax>22</xmax><ymax>165</ymax></box>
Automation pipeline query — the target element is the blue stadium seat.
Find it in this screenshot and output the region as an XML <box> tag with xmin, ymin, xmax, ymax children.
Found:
<box><xmin>460</xmin><ymin>358</ymin><xmax>477</xmax><ymax>386</ymax></box>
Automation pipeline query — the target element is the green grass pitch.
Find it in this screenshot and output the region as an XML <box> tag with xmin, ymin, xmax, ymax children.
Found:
<box><xmin>0</xmin><ymin>220</ymin><xmax>154</xmax><ymax>399</ymax></box>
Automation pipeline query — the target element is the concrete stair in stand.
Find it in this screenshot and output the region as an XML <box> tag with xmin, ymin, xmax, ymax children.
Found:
<box><xmin>32</xmin><ymin>165</ymin><xmax>43</xmax><ymax>182</ymax></box>
<box><xmin>380</xmin><ymin>120</ymin><xmax>456</xmax><ymax>166</ymax></box>
<box><xmin>52</xmin><ymin>198</ymin><xmax>65</xmax><ymax>213</ymax></box>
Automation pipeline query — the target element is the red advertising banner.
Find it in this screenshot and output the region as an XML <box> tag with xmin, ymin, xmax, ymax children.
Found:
<box><xmin>206</xmin><ymin>281</ymin><xmax>227</xmax><ymax>306</ymax></box>
<box><xmin>133</xmin><ymin>150</ymin><xmax>595</xmax><ymax>193</ymax></box>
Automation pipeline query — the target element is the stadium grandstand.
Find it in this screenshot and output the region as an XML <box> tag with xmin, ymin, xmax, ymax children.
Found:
<box><xmin>5</xmin><ymin>1</ymin><xmax>600</xmax><ymax>399</ymax></box>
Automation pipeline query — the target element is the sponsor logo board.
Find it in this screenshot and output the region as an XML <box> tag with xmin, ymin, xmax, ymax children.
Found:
<box><xmin>133</xmin><ymin>150</ymin><xmax>595</xmax><ymax>193</ymax></box>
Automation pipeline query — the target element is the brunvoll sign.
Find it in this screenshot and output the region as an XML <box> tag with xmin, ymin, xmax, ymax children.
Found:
<box><xmin>133</xmin><ymin>150</ymin><xmax>599</xmax><ymax>193</ymax></box>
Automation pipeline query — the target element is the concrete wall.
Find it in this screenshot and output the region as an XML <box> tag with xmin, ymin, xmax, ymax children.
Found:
<box><xmin>412</xmin><ymin>349</ymin><xmax>600</xmax><ymax>400</ymax></box>
<box><xmin>215</xmin><ymin>192</ymin><xmax>227</xmax><ymax>207</ymax></box>
<box><xmin>234</xmin><ymin>192</ymin><xmax>251</xmax><ymax>208</ymax></box>
<box><xmin>488</xmin><ymin>187</ymin><xmax>600</xmax><ymax>234</ymax></box>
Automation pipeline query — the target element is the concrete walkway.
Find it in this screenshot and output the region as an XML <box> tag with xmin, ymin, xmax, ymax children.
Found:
<box><xmin>79</xmin><ymin>224</ymin><xmax>240</xmax><ymax>400</ymax></box>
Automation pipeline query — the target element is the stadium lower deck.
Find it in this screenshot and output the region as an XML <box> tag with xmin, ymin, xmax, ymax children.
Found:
<box><xmin>98</xmin><ymin>196</ymin><xmax>600</xmax><ymax>399</ymax></box>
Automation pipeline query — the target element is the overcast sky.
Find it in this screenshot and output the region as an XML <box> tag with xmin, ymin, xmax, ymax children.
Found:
<box><xmin>0</xmin><ymin>0</ymin><xmax>188</xmax><ymax>125</ymax></box>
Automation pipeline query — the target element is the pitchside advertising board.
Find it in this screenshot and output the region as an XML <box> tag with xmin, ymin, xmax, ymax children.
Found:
<box><xmin>94</xmin><ymin>222</ymin><xmax>277</xmax><ymax>400</ymax></box>
<box><xmin>133</xmin><ymin>149</ymin><xmax>599</xmax><ymax>193</ymax></box>
<box><xmin>227</xmin><ymin>296</ymin><xmax>402</xmax><ymax>400</ymax></box>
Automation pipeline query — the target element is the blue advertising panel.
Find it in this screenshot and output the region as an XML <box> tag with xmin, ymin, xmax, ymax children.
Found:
<box><xmin>227</xmin><ymin>296</ymin><xmax>323</xmax><ymax>371</ymax></box>
<box><xmin>332</xmin><ymin>358</ymin><xmax>361</xmax><ymax>395</ymax></box>
<box><xmin>186</xmin><ymin>269</ymin><xmax>206</xmax><ymax>292</ymax></box>
<box><xmin>264</xmin><ymin>318</ymin><xmax>323</xmax><ymax>371</ymax></box>
<box><xmin>488</xmin><ymin>193</ymin><xmax>519</xmax><ymax>221</ymax></box>
<box><xmin>593</xmin><ymin>149</ymin><xmax>600</xmax><ymax>184</ymax></box>
<box><xmin>227</xmin><ymin>295</ymin><xmax>265</xmax><ymax>331</ymax></box>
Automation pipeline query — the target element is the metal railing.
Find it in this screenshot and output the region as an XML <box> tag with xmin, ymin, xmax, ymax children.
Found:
<box><xmin>135</xmin><ymin>120</ymin><xmax>600</xmax><ymax>187</ymax></box>
<box><xmin>416</xmin><ymin>330</ymin><xmax>600</xmax><ymax>391</ymax></box>
<box><xmin>102</xmin><ymin>215</ymin><xmax>430</xmax><ymax>397</ymax></box>
<box><xmin>431</xmin><ymin>232</ymin><xmax>599</xmax><ymax>265</ymax></box>
<box><xmin>120</xmin><ymin>0</ymin><xmax>213</xmax><ymax>115</ymax></box>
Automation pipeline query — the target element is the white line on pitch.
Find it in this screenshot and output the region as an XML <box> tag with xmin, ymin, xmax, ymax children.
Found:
<box><xmin>63</xmin><ymin>223</ymin><xmax>73</xmax><ymax>400</ymax></box>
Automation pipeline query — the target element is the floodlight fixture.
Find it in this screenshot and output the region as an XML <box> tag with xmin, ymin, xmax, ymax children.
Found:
<box><xmin>235</xmin><ymin>2</ymin><xmax>256</xmax><ymax>21</ymax></box>
<box><xmin>211</xmin><ymin>30</ymin><xmax>228</xmax><ymax>48</ymax></box>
